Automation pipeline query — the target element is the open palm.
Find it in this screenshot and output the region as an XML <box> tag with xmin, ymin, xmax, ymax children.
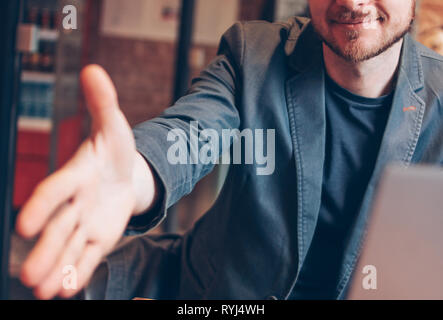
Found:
<box><xmin>16</xmin><ymin>65</ymin><xmax>141</xmax><ymax>299</ymax></box>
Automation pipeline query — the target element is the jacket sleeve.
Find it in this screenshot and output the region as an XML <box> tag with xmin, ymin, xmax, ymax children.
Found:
<box><xmin>126</xmin><ymin>22</ymin><xmax>244</xmax><ymax>233</ymax></box>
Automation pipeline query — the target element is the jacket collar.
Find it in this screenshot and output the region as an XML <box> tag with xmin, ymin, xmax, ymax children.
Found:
<box><xmin>285</xmin><ymin>18</ymin><xmax>323</xmax><ymax>73</ymax></box>
<box><xmin>399</xmin><ymin>33</ymin><xmax>424</xmax><ymax>92</ymax></box>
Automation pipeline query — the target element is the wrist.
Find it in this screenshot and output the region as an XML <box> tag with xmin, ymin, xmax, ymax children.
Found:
<box><xmin>131</xmin><ymin>151</ymin><xmax>159</xmax><ymax>216</ymax></box>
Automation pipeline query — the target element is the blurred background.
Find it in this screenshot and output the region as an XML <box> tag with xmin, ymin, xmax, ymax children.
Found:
<box><xmin>416</xmin><ymin>0</ymin><xmax>443</xmax><ymax>55</ymax></box>
<box><xmin>0</xmin><ymin>0</ymin><xmax>442</xmax><ymax>299</ymax></box>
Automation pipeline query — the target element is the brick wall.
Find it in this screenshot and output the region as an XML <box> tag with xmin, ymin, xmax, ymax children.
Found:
<box><xmin>85</xmin><ymin>0</ymin><xmax>268</xmax><ymax>127</ymax></box>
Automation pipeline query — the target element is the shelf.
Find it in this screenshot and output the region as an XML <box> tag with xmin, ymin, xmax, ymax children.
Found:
<box><xmin>17</xmin><ymin>117</ymin><xmax>53</xmax><ymax>132</ymax></box>
<box><xmin>38</xmin><ymin>29</ymin><xmax>59</xmax><ymax>42</ymax></box>
<box><xmin>21</xmin><ymin>71</ymin><xmax>55</xmax><ymax>84</ymax></box>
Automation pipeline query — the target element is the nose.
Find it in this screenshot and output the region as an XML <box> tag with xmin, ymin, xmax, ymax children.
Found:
<box><xmin>335</xmin><ymin>0</ymin><xmax>371</xmax><ymax>9</ymax></box>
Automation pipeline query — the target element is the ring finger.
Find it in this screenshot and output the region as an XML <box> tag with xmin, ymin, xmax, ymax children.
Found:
<box><xmin>34</xmin><ymin>226</ymin><xmax>87</xmax><ymax>300</ymax></box>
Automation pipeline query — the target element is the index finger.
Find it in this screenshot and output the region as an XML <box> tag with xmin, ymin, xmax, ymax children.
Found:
<box><xmin>16</xmin><ymin>166</ymin><xmax>80</xmax><ymax>239</ymax></box>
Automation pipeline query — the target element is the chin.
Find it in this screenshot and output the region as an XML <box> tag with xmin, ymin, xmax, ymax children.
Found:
<box><xmin>343</xmin><ymin>40</ymin><xmax>380</xmax><ymax>54</ymax></box>
<box><xmin>330</xmin><ymin>39</ymin><xmax>384</xmax><ymax>63</ymax></box>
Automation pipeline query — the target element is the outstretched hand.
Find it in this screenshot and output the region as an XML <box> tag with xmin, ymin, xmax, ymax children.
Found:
<box><xmin>16</xmin><ymin>65</ymin><xmax>148</xmax><ymax>299</ymax></box>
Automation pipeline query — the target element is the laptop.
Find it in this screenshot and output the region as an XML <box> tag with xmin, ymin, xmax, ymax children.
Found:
<box><xmin>348</xmin><ymin>164</ymin><xmax>443</xmax><ymax>300</ymax></box>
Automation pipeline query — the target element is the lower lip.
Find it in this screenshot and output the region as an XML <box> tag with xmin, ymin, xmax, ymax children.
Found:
<box><xmin>336</xmin><ymin>23</ymin><xmax>366</xmax><ymax>30</ymax></box>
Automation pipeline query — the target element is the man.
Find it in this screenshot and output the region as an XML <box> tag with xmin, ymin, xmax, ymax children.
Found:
<box><xmin>16</xmin><ymin>0</ymin><xmax>443</xmax><ymax>299</ymax></box>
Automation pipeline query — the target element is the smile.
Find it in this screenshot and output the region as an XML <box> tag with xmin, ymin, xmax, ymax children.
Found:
<box><xmin>332</xmin><ymin>17</ymin><xmax>381</xmax><ymax>24</ymax></box>
<box><xmin>330</xmin><ymin>17</ymin><xmax>383</xmax><ymax>30</ymax></box>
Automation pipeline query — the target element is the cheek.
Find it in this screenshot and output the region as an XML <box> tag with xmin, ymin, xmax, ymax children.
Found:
<box><xmin>310</xmin><ymin>5</ymin><xmax>328</xmax><ymax>30</ymax></box>
<box><xmin>383</xmin><ymin>15</ymin><xmax>410</xmax><ymax>36</ymax></box>
<box><xmin>309</xmin><ymin>1</ymin><xmax>326</xmax><ymax>19</ymax></box>
<box><xmin>308</xmin><ymin>0</ymin><xmax>321</xmax><ymax>14</ymax></box>
<box><xmin>384</xmin><ymin>1</ymin><xmax>414</xmax><ymax>26</ymax></box>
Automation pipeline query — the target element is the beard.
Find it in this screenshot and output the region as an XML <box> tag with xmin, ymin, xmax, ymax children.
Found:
<box><xmin>311</xmin><ymin>3</ymin><xmax>415</xmax><ymax>63</ymax></box>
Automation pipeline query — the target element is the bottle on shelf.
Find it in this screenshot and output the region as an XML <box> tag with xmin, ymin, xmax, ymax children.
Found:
<box><xmin>19</xmin><ymin>3</ymin><xmax>57</xmax><ymax>126</ymax></box>
<box><xmin>21</xmin><ymin>6</ymin><xmax>40</xmax><ymax>71</ymax></box>
<box><xmin>39</xmin><ymin>40</ymin><xmax>56</xmax><ymax>73</ymax></box>
<box><xmin>40</xmin><ymin>8</ymin><xmax>53</xmax><ymax>30</ymax></box>
<box><xmin>26</xmin><ymin>6</ymin><xmax>40</xmax><ymax>26</ymax></box>
<box><xmin>22</xmin><ymin>6</ymin><xmax>58</xmax><ymax>73</ymax></box>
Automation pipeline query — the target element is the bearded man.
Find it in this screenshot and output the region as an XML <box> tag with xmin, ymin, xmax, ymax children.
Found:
<box><xmin>17</xmin><ymin>0</ymin><xmax>443</xmax><ymax>300</ymax></box>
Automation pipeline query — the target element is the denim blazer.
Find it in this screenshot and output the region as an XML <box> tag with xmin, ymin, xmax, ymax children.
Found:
<box><xmin>92</xmin><ymin>17</ymin><xmax>443</xmax><ymax>300</ymax></box>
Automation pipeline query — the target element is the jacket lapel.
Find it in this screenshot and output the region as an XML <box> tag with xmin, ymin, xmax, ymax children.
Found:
<box><xmin>337</xmin><ymin>34</ymin><xmax>427</xmax><ymax>297</ymax></box>
<box><xmin>285</xmin><ymin>23</ymin><xmax>326</xmax><ymax>273</ymax></box>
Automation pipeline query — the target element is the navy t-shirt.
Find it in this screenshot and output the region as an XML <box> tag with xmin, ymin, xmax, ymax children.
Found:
<box><xmin>289</xmin><ymin>73</ymin><xmax>394</xmax><ymax>299</ymax></box>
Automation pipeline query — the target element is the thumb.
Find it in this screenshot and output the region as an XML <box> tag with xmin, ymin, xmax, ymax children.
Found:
<box><xmin>80</xmin><ymin>64</ymin><xmax>122</xmax><ymax>133</ymax></box>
